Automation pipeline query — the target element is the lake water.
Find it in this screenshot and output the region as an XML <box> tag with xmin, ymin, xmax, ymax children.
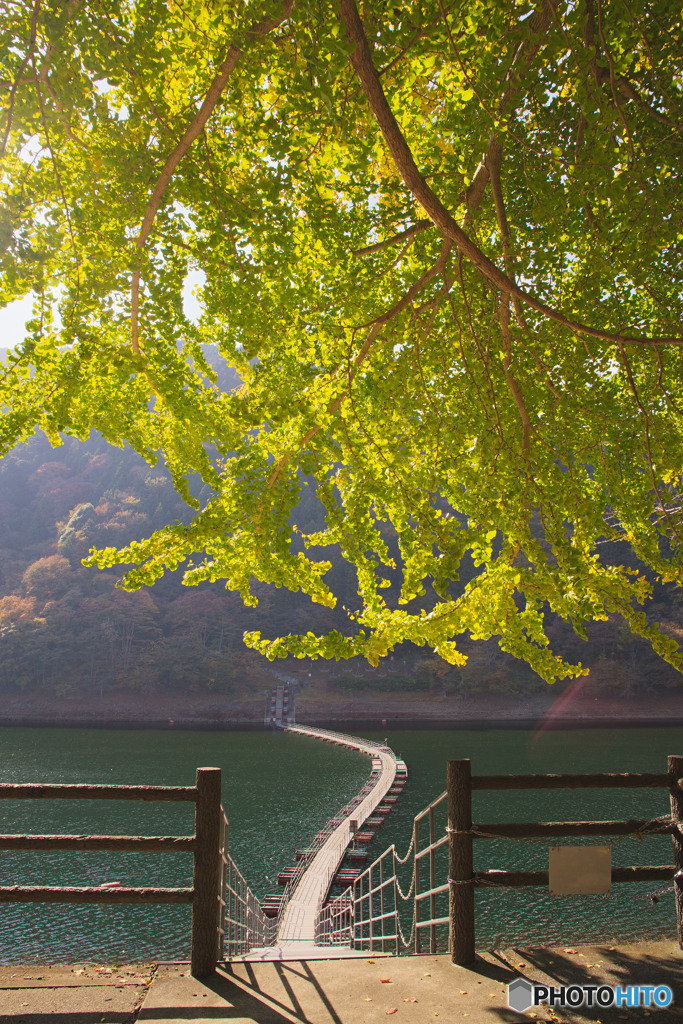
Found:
<box><xmin>0</xmin><ymin>724</ymin><xmax>681</xmax><ymax>963</ymax></box>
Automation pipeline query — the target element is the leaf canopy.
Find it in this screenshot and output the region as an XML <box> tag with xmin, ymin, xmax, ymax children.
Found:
<box><xmin>1</xmin><ymin>0</ymin><xmax>683</xmax><ymax>680</ymax></box>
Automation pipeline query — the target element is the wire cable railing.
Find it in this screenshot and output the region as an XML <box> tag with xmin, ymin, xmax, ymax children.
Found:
<box><xmin>218</xmin><ymin>808</ymin><xmax>278</xmax><ymax>956</ymax></box>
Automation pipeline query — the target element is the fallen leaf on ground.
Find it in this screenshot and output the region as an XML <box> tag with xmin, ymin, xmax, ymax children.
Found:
<box><xmin>459</xmin><ymin>990</ymin><xmax>467</xmax><ymax>995</ymax></box>
<box><xmin>367</xmin><ymin>959</ymin><xmax>375</xmax><ymax>964</ymax></box>
<box><xmin>563</xmin><ymin>948</ymin><xmax>578</xmax><ymax>954</ymax></box>
<box><xmin>386</xmin><ymin>1009</ymin><xmax>398</xmax><ymax>1015</ymax></box>
<box><xmin>380</xmin><ymin>978</ymin><xmax>392</xmax><ymax>983</ymax></box>
<box><xmin>517</xmin><ymin>963</ymin><xmax>526</xmax><ymax>968</ymax></box>
<box><xmin>403</xmin><ymin>997</ymin><xmax>418</xmax><ymax>1002</ymax></box>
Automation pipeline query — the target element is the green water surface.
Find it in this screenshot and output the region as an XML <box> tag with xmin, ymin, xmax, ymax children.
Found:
<box><xmin>0</xmin><ymin>724</ymin><xmax>680</xmax><ymax>962</ymax></box>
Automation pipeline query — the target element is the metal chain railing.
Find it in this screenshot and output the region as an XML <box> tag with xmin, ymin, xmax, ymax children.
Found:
<box><xmin>395</xmin><ymin>862</ymin><xmax>416</xmax><ymax>901</ymax></box>
<box><xmin>313</xmin><ymin>787</ymin><xmax>680</xmax><ymax>955</ymax></box>
<box><xmin>395</xmin><ymin>824</ymin><xmax>416</xmax><ymax>864</ymax></box>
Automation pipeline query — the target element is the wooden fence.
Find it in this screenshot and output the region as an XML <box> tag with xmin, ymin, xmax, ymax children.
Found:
<box><xmin>0</xmin><ymin>766</ymin><xmax>222</xmax><ymax>977</ymax></box>
<box><xmin>448</xmin><ymin>754</ymin><xmax>683</xmax><ymax>964</ymax></box>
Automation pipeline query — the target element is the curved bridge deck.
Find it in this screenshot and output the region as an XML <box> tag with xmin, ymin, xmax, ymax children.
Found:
<box><xmin>247</xmin><ymin>724</ymin><xmax>406</xmax><ymax>960</ymax></box>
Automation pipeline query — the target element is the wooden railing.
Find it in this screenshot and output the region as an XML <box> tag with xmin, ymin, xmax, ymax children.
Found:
<box><xmin>448</xmin><ymin>755</ymin><xmax>683</xmax><ymax>964</ymax></box>
<box><xmin>0</xmin><ymin>767</ymin><xmax>223</xmax><ymax>977</ymax></box>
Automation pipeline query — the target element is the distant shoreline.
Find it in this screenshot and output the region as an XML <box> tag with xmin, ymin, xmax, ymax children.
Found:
<box><xmin>1</xmin><ymin>684</ymin><xmax>683</xmax><ymax>732</ymax></box>
<box><xmin>1</xmin><ymin>715</ymin><xmax>683</xmax><ymax>732</ymax></box>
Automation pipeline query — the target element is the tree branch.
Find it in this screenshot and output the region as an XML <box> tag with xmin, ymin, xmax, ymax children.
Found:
<box><xmin>0</xmin><ymin>0</ymin><xmax>41</xmax><ymax>158</ymax></box>
<box><xmin>593</xmin><ymin>63</ymin><xmax>676</xmax><ymax>127</ymax></box>
<box><xmin>130</xmin><ymin>0</ymin><xmax>294</xmax><ymax>353</ymax></box>
<box><xmin>36</xmin><ymin>2</ymin><xmax>87</xmax><ymax>150</ymax></box>
<box><xmin>266</xmin><ymin>240</ymin><xmax>452</xmax><ymax>490</ymax></box>
<box><xmin>352</xmin><ymin>219</ymin><xmax>431</xmax><ymax>256</ymax></box>
<box><xmin>339</xmin><ymin>0</ymin><xmax>683</xmax><ymax>346</ymax></box>
<box><xmin>441</xmin><ymin>0</ymin><xmax>555</xmax><ymax>217</ymax></box>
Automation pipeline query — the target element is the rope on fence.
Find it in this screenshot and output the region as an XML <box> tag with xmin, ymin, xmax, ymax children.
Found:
<box><xmin>397</xmin><ymin>904</ymin><xmax>416</xmax><ymax>951</ymax></box>
<box><xmin>395</xmin><ymin>827</ymin><xmax>416</xmax><ymax>865</ymax></box>
<box><xmin>446</xmin><ymin>815</ymin><xmax>674</xmax><ymax>845</ymax></box>
<box><xmin>395</xmin><ymin>859</ymin><xmax>416</xmax><ymax>901</ymax></box>
<box><xmin>447</xmin><ymin>875</ymin><xmax>678</xmax><ymax>903</ymax></box>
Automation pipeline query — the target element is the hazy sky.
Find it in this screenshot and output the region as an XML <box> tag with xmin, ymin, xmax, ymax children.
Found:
<box><xmin>0</xmin><ymin>274</ymin><xmax>204</xmax><ymax>350</ymax></box>
<box><xmin>0</xmin><ymin>294</ymin><xmax>32</xmax><ymax>348</ymax></box>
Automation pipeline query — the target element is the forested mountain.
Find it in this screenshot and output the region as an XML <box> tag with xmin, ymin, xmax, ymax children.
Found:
<box><xmin>0</xmin><ymin>417</ymin><xmax>681</xmax><ymax>702</ymax></box>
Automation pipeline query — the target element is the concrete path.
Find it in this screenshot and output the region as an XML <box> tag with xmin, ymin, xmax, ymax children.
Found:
<box><xmin>2</xmin><ymin>941</ymin><xmax>681</xmax><ymax>1022</ymax></box>
<box><xmin>0</xmin><ymin>962</ymin><xmax>154</xmax><ymax>1021</ymax></box>
<box><xmin>276</xmin><ymin>726</ymin><xmax>403</xmax><ymax>946</ymax></box>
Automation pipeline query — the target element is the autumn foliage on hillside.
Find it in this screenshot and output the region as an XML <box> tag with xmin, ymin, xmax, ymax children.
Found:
<box><xmin>0</xmin><ymin>431</ymin><xmax>270</xmax><ymax>697</ymax></box>
<box><xmin>0</xmin><ymin>427</ymin><xmax>682</xmax><ymax>701</ymax></box>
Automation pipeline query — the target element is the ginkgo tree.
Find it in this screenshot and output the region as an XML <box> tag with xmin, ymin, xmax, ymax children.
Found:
<box><xmin>1</xmin><ymin>0</ymin><xmax>682</xmax><ymax>682</ymax></box>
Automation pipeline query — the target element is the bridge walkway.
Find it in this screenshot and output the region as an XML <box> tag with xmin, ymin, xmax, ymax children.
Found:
<box><xmin>244</xmin><ymin>724</ymin><xmax>405</xmax><ymax>960</ymax></box>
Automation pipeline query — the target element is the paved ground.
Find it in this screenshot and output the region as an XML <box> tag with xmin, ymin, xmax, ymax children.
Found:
<box><xmin>1</xmin><ymin>941</ymin><xmax>681</xmax><ymax>1024</ymax></box>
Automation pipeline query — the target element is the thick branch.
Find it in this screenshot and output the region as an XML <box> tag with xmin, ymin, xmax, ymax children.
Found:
<box><xmin>352</xmin><ymin>219</ymin><xmax>431</xmax><ymax>256</ymax></box>
<box><xmin>131</xmin><ymin>0</ymin><xmax>294</xmax><ymax>353</ymax></box>
<box><xmin>339</xmin><ymin>0</ymin><xmax>683</xmax><ymax>346</ymax></box>
<box><xmin>593</xmin><ymin>63</ymin><xmax>676</xmax><ymax>128</ymax></box>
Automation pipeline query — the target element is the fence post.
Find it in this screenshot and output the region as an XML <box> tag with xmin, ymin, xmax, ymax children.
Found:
<box><xmin>379</xmin><ymin>854</ymin><xmax>386</xmax><ymax>953</ymax></box>
<box><xmin>191</xmin><ymin>767</ymin><xmax>222</xmax><ymax>978</ymax></box>
<box><xmin>669</xmin><ymin>755</ymin><xmax>683</xmax><ymax>949</ymax></box>
<box><xmin>393</xmin><ymin>852</ymin><xmax>400</xmax><ymax>955</ymax></box>
<box><xmin>448</xmin><ymin>758</ymin><xmax>475</xmax><ymax>965</ymax></box>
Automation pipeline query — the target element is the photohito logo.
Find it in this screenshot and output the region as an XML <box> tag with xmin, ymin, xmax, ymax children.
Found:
<box><xmin>508</xmin><ymin>977</ymin><xmax>673</xmax><ymax>1012</ymax></box>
